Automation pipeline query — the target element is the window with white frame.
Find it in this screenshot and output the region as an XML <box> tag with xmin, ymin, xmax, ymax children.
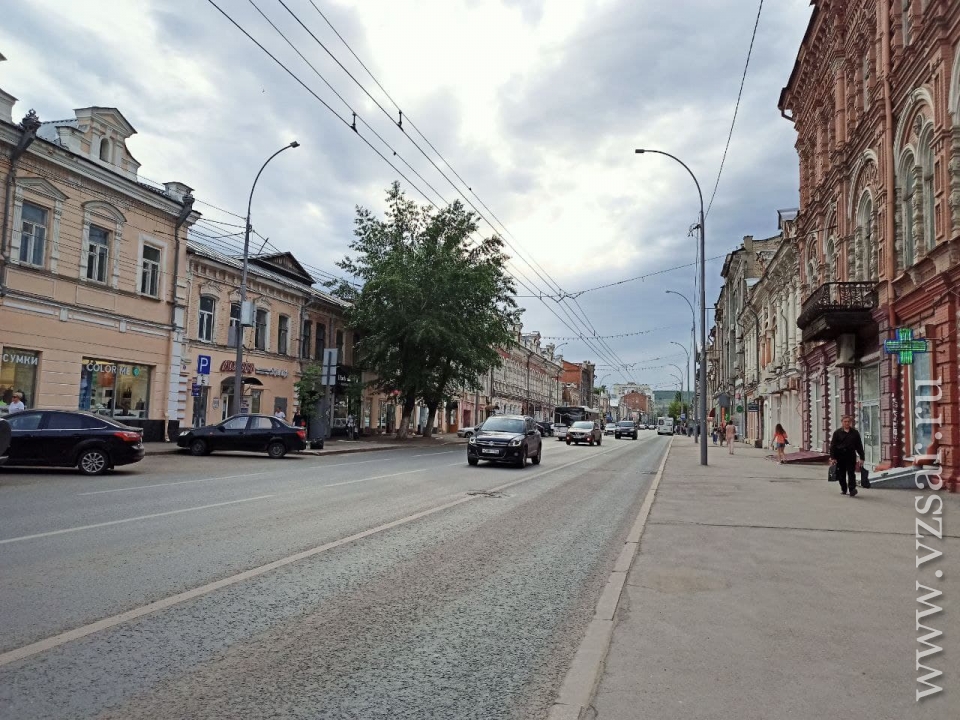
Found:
<box><xmin>198</xmin><ymin>296</ymin><xmax>215</xmax><ymax>342</ymax></box>
<box><xmin>140</xmin><ymin>245</ymin><xmax>161</xmax><ymax>297</ymax></box>
<box><xmin>19</xmin><ymin>202</ymin><xmax>47</xmax><ymax>267</ymax></box>
<box><xmin>228</xmin><ymin>302</ymin><xmax>241</xmax><ymax>348</ymax></box>
<box><xmin>255</xmin><ymin>308</ymin><xmax>268</xmax><ymax>351</ymax></box>
<box><xmin>277</xmin><ymin>315</ymin><xmax>289</xmax><ymax>356</ymax></box>
<box><xmin>86</xmin><ymin>225</ymin><xmax>110</xmax><ymax>283</ymax></box>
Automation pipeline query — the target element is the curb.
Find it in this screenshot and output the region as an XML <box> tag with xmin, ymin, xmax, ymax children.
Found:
<box><xmin>145</xmin><ymin>440</ymin><xmax>464</xmax><ymax>458</ymax></box>
<box><xmin>546</xmin><ymin>436</ymin><xmax>673</xmax><ymax>720</ymax></box>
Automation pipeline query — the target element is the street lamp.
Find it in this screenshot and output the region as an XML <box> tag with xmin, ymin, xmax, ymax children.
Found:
<box><xmin>637</xmin><ymin>148</ymin><xmax>707</xmax><ymax>465</ymax></box>
<box><xmin>233</xmin><ymin>141</ymin><xmax>300</xmax><ymax>414</ymax></box>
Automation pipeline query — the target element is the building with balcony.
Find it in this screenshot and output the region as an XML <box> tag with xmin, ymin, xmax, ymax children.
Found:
<box><xmin>780</xmin><ymin>0</ymin><xmax>960</xmax><ymax>485</ymax></box>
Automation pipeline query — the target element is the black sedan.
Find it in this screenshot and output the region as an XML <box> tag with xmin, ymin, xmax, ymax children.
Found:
<box><xmin>467</xmin><ymin>415</ymin><xmax>542</xmax><ymax>467</ymax></box>
<box><xmin>1</xmin><ymin>410</ymin><xmax>144</xmax><ymax>475</ymax></box>
<box><xmin>178</xmin><ymin>414</ymin><xmax>307</xmax><ymax>458</ymax></box>
<box><xmin>614</xmin><ymin>421</ymin><xmax>638</xmax><ymax>440</ymax></box>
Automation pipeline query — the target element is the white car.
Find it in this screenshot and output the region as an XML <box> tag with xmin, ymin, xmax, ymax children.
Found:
<box><xmin>457</xmin><ymin>424</ymin><xmax>482</xmax><ymax>438</ymax></box>
<box><xmin>552</xmin><ymin>423</ymin><xmax>568</xmax><ymax>440</ymax></box>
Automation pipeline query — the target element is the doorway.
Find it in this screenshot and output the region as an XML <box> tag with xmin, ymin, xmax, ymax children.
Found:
<box><xmin>858</xmin><ymin>363</ymin><xmax>881</xmax><ymax>466</ymax></box>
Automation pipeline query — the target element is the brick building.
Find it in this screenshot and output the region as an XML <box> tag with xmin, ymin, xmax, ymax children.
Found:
<box><xmin>779</xmin><ymin>0</ymin><xmax>960</xmax><ymax>487</ymax></box>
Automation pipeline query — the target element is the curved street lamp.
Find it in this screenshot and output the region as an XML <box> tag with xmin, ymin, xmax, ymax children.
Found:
<box><xmin>637</xmin><ymin>148</ymin><xmax>707</xmax><ymax>465</ymax></box>
<box><xmin>233</xmin><ymin>141</ymin><xmax>300</xmax><ymax>412</ymax></box>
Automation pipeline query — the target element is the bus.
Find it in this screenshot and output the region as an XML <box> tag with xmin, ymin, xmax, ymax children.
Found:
<box><xmin>554</xmin><ymin>406</ymin><xmax>600</xmax><ymax>428</ymax></box>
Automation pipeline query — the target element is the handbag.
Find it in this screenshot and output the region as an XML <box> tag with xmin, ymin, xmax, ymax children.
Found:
<box><xmin>860</xmin><ymin>466</ymin><xmax>871</xmax><ymax>489</ymax></box>
<box><xmin>828</xmin><ymin>465</ymin><xmax>837</xmax><ymax>482</ymax></box>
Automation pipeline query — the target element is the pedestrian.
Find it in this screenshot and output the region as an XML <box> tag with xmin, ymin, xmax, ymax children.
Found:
<box><xmin>274</xmin><ymin>406</ymin><xmax>286</xmax><ymax>421</ymax></box>
<box><xmin>773</xmin><ymin>423</ymin><xmax>788</xmax><ymax>464</ymax></box>
<box><xmin>7</xmin><ymin>392</ymin><xmax>25</xmax><ymax>414</ymax></box>
<box><xmin>725</xmin><ymin>420</ymin><xmax>736</xmax><ymax>455</ymax></box>
<box><xmin>830</xmin><ymin>414</ymin><xmax>865</xmax><ymax>497</ymax></box>
<box><xmin>292</xmin><ymin>410</ymin><xmax>304</xmax><ymax>427</ymax></box>
<box><xmin>711</xmin><ymin>426</ymin><xmax>718</xmax><ymax>445</ymax></box>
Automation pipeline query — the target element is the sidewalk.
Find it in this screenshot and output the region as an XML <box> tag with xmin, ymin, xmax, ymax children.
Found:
<box><xmin>144</xmin><ymin>432</ymin><xmax>466</xmax><ymax>456</ymax></box>
<box><xmin>590</xmin><ymin>440</ymin><xmax>959</xmax><ymax>720</ymax></box>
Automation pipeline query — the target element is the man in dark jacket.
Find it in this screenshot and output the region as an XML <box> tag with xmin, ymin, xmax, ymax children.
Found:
<box><xmin>830</xmin><ymin>414</ymin><xmax>865</xmax><ymax>497</ymax></box>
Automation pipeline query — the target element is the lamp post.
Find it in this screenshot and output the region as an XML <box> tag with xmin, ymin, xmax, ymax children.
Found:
<box><xmin>233</xmin><ymin>141</ymin><xmax>300</xmax><ymax>414</ymax></box>
<box><xmin>637</xmin><ymin>148</ymin><xmax>707</xmax><ymax>465</ymax></box>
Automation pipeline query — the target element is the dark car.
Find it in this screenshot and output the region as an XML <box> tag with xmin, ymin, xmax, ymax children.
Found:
<box><xmin>1</xmin><ymin>410</ymin><xmax>144</xmax><ymax>475</ymax></box>
<box><xmin>467</xmin><ymin>415</ymin><xmax>542</xmax><ymax>467</ymax></box>
<box><xmin>0</xmin><ymin>417</ymin><xmax>10</xmax><ymax>466</ymax></box>
<box><xmin>535</xmin><ymin>421</ymin><xmax>553</xmax><ymax>437</ymax></box>
<box><xmin>566</xmin><ymin>420</ymin><xmax>602</xmax><ymax>445</ymax></box>
<box><xmin>614</xmin><ymin>420</ymin><xmax>638</xmax><ymax>440</ymax></box>
<box><xmin>178</xmin><ymin>414</ymin><xmax>307</xmax><ymax>458</ymax></box>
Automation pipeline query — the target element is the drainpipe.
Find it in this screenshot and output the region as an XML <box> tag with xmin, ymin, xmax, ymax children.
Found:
<box><xmin>881</xmin><ymin>1</ymin><xmax>902</xmax><ymax>470</ymax></box>
<box><xmin>0</xmin><ymin>110</ymin><xmax>41</xmax><ymax>297</ymax></box>
<box><xmin>165</xmin><ymin>193</ymin><xmax>194</xmax><ymax>440</ymax></box>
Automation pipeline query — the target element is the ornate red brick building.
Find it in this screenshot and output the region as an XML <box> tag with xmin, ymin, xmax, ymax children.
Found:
<box><xmin>780</xmin><ymin>0</ymin><xmax>959</xmax><ymax>488</ymax></box>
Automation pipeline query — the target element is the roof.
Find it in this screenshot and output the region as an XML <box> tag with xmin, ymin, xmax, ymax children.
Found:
<box><xmin>37</xmin><ymin>118</ymin><xmax>79</xmax><ymax>143</ymax></box>
<box><xmin>250</xmin><ymin>252</ymin><xmax>315</xmax><ymax>285</ymax></box>
<box><xmin>187</xmin><ymin>240</ymin><xmax>349</xmax><ymax>309</ymax></box>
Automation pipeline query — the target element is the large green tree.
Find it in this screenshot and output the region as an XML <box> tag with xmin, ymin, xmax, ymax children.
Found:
<box><xmin>329</xmin><ymin>183</ymin><xmax>520</xmax><ymax>438</ymax></box>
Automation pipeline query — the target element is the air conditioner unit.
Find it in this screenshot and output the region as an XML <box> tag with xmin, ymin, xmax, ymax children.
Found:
<box><xmin>836</xmin><ymin>333</ymin><xmax>857</xmax><ymax>367</ymax></box>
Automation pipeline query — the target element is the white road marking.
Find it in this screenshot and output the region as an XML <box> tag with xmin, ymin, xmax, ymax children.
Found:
<box><xmin>0</xmin><ymin>442</ymin><xmax>634</xmax><ymax>667</ymax></box>
<box><xmin>0</xmin><ymin>495</ymin><xmax>274</xmax><ymax>546</ymax></box>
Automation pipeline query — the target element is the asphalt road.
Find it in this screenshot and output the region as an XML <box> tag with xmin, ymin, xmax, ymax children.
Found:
<box><xmin>0</xmin><ymin>431</ymin><xmax>669</xmax><ymax>719</ymax></box>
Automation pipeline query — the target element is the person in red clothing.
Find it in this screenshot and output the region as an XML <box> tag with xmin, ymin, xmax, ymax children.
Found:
<box><xmin>773</xmin><ymin>423</ymin><xmax>788</xmax><ymax>464</ymax></box>
<box><xmin>830</xmin><ymin>415</ymin><xmax>865</xmax><ymax>497</ymax></box>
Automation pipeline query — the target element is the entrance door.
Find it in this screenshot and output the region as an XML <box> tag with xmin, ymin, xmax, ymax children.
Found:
<box><xmin>858</xmin><ymin>364</ymin><xmax>881</xmax><ymax>466</ymax></box>
<box><xmin>810</xmin><ymin>379</ymin><xmax>821</xmax><ymax>452</ymax></box>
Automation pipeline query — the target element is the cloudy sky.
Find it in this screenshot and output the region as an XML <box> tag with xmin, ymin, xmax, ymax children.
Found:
<box><xmin>1</xmin><ymin>0</ymin><xmax>811</xmax><ymax>391</ymax></box>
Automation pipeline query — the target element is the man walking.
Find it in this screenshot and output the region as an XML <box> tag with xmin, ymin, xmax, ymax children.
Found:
<box><xmin>725</xmin><ymin>420</ymin><xmax>736</xmax><ymax>455</ymax></box>
<box><xmin>830</xmin><ymin>414</ymin><xmax>865</xmax><ymax>497</ymax></box>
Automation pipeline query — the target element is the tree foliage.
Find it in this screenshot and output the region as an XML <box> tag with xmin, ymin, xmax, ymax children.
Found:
<box><xmin>328</xmin><ymin>183</ymin><xmax>520</xmax><ymax>438</ymax></box>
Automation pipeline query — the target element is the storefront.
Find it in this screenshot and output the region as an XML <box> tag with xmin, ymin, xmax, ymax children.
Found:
<box><xmin>79</xmin><ymin>358</ymin><xmax>152</xmax><ymax>420</ymax></box>
<box><xmin>187</xmin><ymin>353</ymin><xmax>298</xmax><ymax>425</ymax></box>
<box><xmin>0</xmin><ymin>348</ymin><xmax>40</xmax><ymax>413</ymax></box>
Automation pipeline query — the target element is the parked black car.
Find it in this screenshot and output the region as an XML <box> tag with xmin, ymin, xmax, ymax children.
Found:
<box><xmin>614</xmin><ymin>420</ymin><xmax>638</xmax><ymax>440</ymax></box>
<box><xmin>1</xmin><ymin>410</ymin><xmax>144</xmax><ymax>475</ymax></box>
<box><xmin>0</xmin><ymin>417</ymin><xmax>10</xmax><ymax>466</ymax></box>
<box><xmin>177</xmin><ymin>414</ymin><xmax>307</xmax><ymax>458</ymax></box>
<box><xmin>467</xmin><ymin>415</ymin><xmax>542</xmax><ymax>467</ymax></box>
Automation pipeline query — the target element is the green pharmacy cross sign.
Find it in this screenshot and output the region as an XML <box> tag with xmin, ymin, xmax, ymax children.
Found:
<box><xmin>884</xmin><ymin>328</ymin><xmax>929</xmax><ymax>365</ymax></box>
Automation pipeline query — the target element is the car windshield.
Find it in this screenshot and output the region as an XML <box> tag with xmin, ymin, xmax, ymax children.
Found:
<box><xmin>482</xmin><ymin>418</ymin><xmax>525</xmax><ymax>433</ymax></box>
<box><xmin>618</xmin><ymin>422</ymin><xmax>634</xmax><ymax>427</ymax></box>
<box><xmin>572</xmin><ymin>421</ymin><xmax>594</xmax><ymax>429</ymax></box>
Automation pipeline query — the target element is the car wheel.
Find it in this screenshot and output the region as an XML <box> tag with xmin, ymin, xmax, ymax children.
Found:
<box><xmin>633</xmin><ymin>433</ymin><xmax>638</xmax><ymax>440</ymax></box>
<box><xmin>531</xmin><ymin>445</ymin><xmax>542</xmax><ymax>465</ymax></box>
<box><xmin>77</xmin><ymin>448</ymin><xmax>109</xmax><ymax>476</ymax></box>
<box><xmin>190</xmin><ymin>439</ymin><xmax>209</xmax><ymax>457</ymax></box>
<box><xmin>468</xmin><ymin>456</ymin><xmax>479</xmax><ymax>466</ymax></box>
<box><xmin>267</xmin><ymin>441</ymin><xmax>287</xmax><ymax>459</ymax></box>
<box><xmin>516</xmin><ymin>447</ymin><xmax>527</xmax><ymax>468</ymax></box>
<box><xmin>566</xmin><ymin>439</ymin><xmax>571</xmax><ymax>445</ymax></box>
<box><xmin>615</xmin><ymin>434</ymin><xmax>620</xmax><ymax>439</ymax></box>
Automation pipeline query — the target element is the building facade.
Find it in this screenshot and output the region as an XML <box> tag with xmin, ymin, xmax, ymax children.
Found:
<box><xmin>780</xmin><ymin>0</ymin><xmax>960</xmax><ymax>486</ymax></box>
<box><xmin>0</xmin><ymin>94</ymin><xmax>197</xmax><ymax>440</ymax></box>
<box><xmin>487</xmin><ymin>330</ymin><xmax>562</xmax><ymax>422</ymax></box>
<box><xmin>561</xmin><ymin>360</ymin><xmax>596</xmax><ymax>410</ymax></box>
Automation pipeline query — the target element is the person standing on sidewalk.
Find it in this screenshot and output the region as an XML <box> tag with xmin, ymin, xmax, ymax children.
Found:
<box><xmin>773</xmin><ymin>424</ymin><xmax>788</xmax><ymax>464</ymax></box>
<box><xmin>725</xmin><ymin>420</ymin><xmax>736</xmax><ymax>455</ymax></box>
<box><xmin>830</xmin><ymin>415</ymin><xmax>865</xmax><ymax>497</ymax></box>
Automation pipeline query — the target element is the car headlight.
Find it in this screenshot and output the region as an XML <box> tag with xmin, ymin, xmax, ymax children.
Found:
<box><xmin>468</xmin><ymin>436</ymin><xmax>477</xmax><ymax>445</ymax></box>
<box><xmin>509</xmin><ymin>438</ymin><xmax>522</xmax><ymax>447</ymax></box>
<box><xmin>179</xmin><ymin>430</ymin><xmax>190</xmax><ymax>436</ymax></box>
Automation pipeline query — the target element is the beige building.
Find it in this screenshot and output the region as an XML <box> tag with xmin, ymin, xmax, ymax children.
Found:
<box><xmin>0</xmin><ymin>90</ymin><xmax>197</xmax><ymax>440</ymax></box>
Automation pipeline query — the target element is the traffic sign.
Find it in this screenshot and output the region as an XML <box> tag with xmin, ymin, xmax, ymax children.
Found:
<box><xmin>680</xmin><ymin>413</ymin><xmax>686</xmax><ymax>421</ymax></box>
<box><xmin>197</xmin><ymin>354</ymin><xmax>212</xmax><ymax>375</ymax></box>
<box><xmin>191</xmin><ymin>383</ymin><xmax>201</xmax><ymax>397</ymax></box>
<box><xmin>197</xmin><ymin>374</ymin><xmax>210</xmax><ymax>386</ymax></box>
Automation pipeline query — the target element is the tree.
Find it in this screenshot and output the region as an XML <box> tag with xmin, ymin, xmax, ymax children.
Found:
<box><xmin>329</xmin><ymin>183</ymin><xmax>519</xmax><ymax>438</ymax></box>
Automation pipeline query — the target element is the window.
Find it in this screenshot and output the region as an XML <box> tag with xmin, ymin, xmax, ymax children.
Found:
<box><xmin>99</xmin><ymin>138</ymin><xmax>111</xmax><ymax>162</ymax></box>
<box><xmin>278</xmin><ymin>315</ymin><xmax>289</xmax><ymax>356</ymax></box>
<box><xmin>222</xmin><ymin>416</ymin><xmax>248</xmax><ymax>430</ymax></box>
<box><xmin>336</xmin><ymin>329</ymin><xmax>344</xmax><ymax>357</ymax></box>
<box><xmin>255</xmin><ymin>308</ymin><xmax>268</xmax><ymax>351</ymax></box>
<box><xmin>250</xmin><ymin>389</ymin><xmax>262</xmax><ymax>414</ymax></box>
<box><xmin>140</xmin><ymin>245</ymin><xmax>161</xmax><ymax>297</ymax></box>
<box><xmin>824</xmin><ymin>234</ymin><xmax>837</xmax><ymax>278</ymax></box>
<box><xmin>19</xmin><ymin>202</ymin><xmax>47</xmax><ymax>267</ymax></box>
<box><xmin>862</xmin><ymin>54</ymin><xmax>871</xmax><ymax>111</ymax></box>
<box><xmin>315</xmin><ymin>322</ymin><xmax>326</xmax><ymax>359</ymax></box>
<box><xmin>901</xmin><ymin>153</ymin><xmax>916</xmax><ymax>267</ymax></box>
<box><xmin>86</xmin><ymin>225</ymin><xmax>110</xmax><ymax>283</ymax></box>
<box><xmin>920</xmin><ymin>138</ymin><xmax>936</xmax><ymax>252</ymax></box>
<box><xmin>902</xmin><ymin>0</ymin><xmax>913</xmax><ymax>46</ymax></box>
<box><xmin>228</xmin><ymin>302</ymin><xmax>241</xmax><ymax>348</ymax></box>
<box><xmin>6</xmin><ymin>412</ymin><xmax>41</xmax><ymax>431</ymax></box>
<box><xmin>249</xmin><ymin>416</ymin><xmax>274</xmax><ymax>430</ymax></box>
<box><xmin>1</xmin><ymin>347</ymin><xmax>40</xmax><ymax>410</ymax></box>
<box><xmin>856</xmin><ymin>194</ymin><xmax>875</xmax><ymax>280</ymax></box>
<box><xmin>301</xmin><ymin>320</ymin><xmax>312</xmax><ymax>359</ymax></box>
<box><xmin>78</xmin><ymin>359</ymin><xmax>151</xmax><ymax>418</ymax></box>
<box><xmin>198</xmin><ymin>296</ymin><xmax>215</xmax><ymax>342</ymax></box>
<box><xmin>46</xmin><ymin>413</ymin><xmax>87</xmax><ymax>430</ymax></box>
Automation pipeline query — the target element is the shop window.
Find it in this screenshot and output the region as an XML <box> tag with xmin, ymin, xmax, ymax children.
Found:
<box><xmin>86</xmin><ymin>224</ymin><xmax>110</xmax><ymax>283</ymax></box>
<box><xmin>0</xmin><ymin>347</ymin><xmax>40</xmax><ymax>412</ymax></box>
<box><xmin>19</xmin><ymin>202</ymin><xmax>48</xmax><ymax>267</ymax></box>
<box><xmin>301</xmin><ymin>320</ymin><xmax>312</xmax><ymax>359</ymax></box>
<box><xmin>909</xmin><ymin>352</ymin><xmax>935</xmax><ymax>459</ymax></box>
<box><xmin>228</xmin><ymin>302</ymin><xmax>241</xmax><ymax>348</ymax></box>
<box><xmin>198</xmin><ymin>296</ymin><xmax>215</xmax><ymax>342</ymax></box>
<box><xmin>251</xmin><ymin>389</ymin><xmax>262</xmax><ymax>414</ymax></box>
<box><xmin>79</xmin><ymin>359</ymin><xmax>151</xmax><ymax>418</ymax></box>
<box><xmin>278</xmin><ymin>315</ymin><xmax>290</xmax><ymax>356</ymax></box>
<box><xmin>140</xmin><ymin>244</ymin><xmax>162</xmax><ymax>297</ymax></box>
<box><xmin>255</xmin><ymin>309</ymin><xmax>268</xmax><ymax>351</ymax></box>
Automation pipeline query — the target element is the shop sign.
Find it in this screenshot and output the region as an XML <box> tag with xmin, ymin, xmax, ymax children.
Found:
<box><xmin>747</xmin><ymin>402</ymin><xmax>760</xmax><ymax>412</ymax></box>
<box><xmin>2</xmin><ymin>352</ymin><xmax>39</xmax><ymax>366</ymax></box>
<box><xmin>85</xmin><ymin>361</ymin><xmax>143</xmax><ymax>376</ymax></box>
<box><xmin>884</xmin><ymin>327</ymin><xmax>929</xmax><ymax>365</ymax></box>
<box><xmin>220</xmin><ymin>360</ymin><xmax>255</xmax><ymax>374</ymax></box>
<box><xmin>255</xmin><ymin>366</ymin><xmax>289</xmax><ymax>378</ymax></box>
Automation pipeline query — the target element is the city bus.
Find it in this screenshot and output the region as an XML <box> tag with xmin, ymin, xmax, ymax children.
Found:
<box><xmin>554</xmin><ymin>406</ymin><xmax>600</xmax><ymax>428</ymax></box>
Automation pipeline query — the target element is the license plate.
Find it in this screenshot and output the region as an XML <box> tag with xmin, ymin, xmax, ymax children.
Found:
<box><xmin>482</xmin><ymin>448</ymin><xmax>500</xmax><ymax>455</ymax></box>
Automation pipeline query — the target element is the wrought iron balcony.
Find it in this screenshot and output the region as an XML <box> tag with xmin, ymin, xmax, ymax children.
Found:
<box><xmin>797</xmin><ymin>282</ymin><xmax>878</xmax><ymax>343</ymax></box>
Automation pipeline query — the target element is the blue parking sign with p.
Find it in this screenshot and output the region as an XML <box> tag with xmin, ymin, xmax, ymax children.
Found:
<box><xmin>197</xmin><ymin>354</ymin><xmax>211</xmax><ymax>375</ymax></box>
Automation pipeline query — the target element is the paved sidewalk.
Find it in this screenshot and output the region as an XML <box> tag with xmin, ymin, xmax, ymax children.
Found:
<box><xmin>590</xmin><ymin>441</ymin><xmax>959</xmax><ymax>720</ymax></box>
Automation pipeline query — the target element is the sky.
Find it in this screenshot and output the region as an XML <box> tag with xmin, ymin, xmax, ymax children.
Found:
<box><xmin>0</xmin><ymin>0</ymin><xmax>812</xmax><ymax>393</ymax></box>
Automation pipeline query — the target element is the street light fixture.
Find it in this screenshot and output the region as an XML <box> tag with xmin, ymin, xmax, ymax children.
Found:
<box><xmin>233</xmin><ymin>141</ymin><xmax>300</xmax><ymax>414</ymax></box>
<box><xmin>637</xmin><ymin>148</ymin><xmax>707</xmax><ymax>465</ymax></box>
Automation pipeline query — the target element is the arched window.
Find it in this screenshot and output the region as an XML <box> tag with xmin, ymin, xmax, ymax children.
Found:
<box><xmin>824</xmin><ymin>233</ymin><xmax>837</xmax><ymax>280</ymax></box>
<box><xmin>806</xmin><ymin>243</ymin><xmax>819</xmax><ymax>289</ymax></box>
<box><xmin>902</xmin><ymin>0</ymin><xmax>913</xmax><ymax>46</ymax></box>
<box><xmin>863</xmin><ymin>54</ymin><xmax>872</xmax><ymax>110</ymax></box>
<box><xmin>856</xmin><ymin>192</ymin><xmax>876</xmax><ymax>280</ymax></box>
<box><xmin>99</xmin><ymin>138</ymin><xmax>111</xmax><ymax>162</ymax></box>
<box><xmin>918</xmin><ymin>133</ymin><xmax>936</xmax><ymax>252</ymax></box>
<box><xmin>900</xmin><ymin>150</ymin><xmax>917</xmax><ymax>268</ymax></box>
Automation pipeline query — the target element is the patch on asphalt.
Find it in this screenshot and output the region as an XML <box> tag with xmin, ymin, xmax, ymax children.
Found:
<box><xmin>467</xmin><ymin>490</ymin><xmax>508</xmax><ymax>498</ymax></box>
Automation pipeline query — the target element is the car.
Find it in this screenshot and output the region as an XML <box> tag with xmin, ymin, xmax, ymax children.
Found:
<box><xmin>614</xmin><ymin>420</ymin><xmax>638</xmax><ymax>440</ymax></box>
<box><xmin>457</xmin><ymin>424</ymin><xmax>482</xmax><ymax>438</ymax></box>
<box><xmin>467</xmin><ymin>415</ymin><xmax>542</xmax><ymax>467</ymax></box>
<box><xmin>1</xmin><ymin>410</ymin><xmax>144</xmax><ymax>475</ymax></box>
<box><xmin>177</xmin><ymin>414</ymin><xmax>307</xmax><ymax>458</ymax></box>
<box><xmin>657</xmin><ymin>416</ymin><xmax>675</xmax><ymax>435</ymax></box>
<box><xmin>536</xmin><ymin>421</ymin><xmax>553</xmax><ymax>437</ymax></box>
<box><xmin>552</xmin><ymin>423</ymin><xmax>569</xmax><ymax>440</ymax></box>
<box><xmin>566</xmin><ymin>420</ymin><xmax>602</xmax><ymax>446</ymax></box>
<box><xmin>0</xmin><ymin>417</ymin><xmax>10</xmax><ymax>466</ymax></box>
<box><xmin>604</xmin><ymin>424</ymin><xmax>616</xmax><ymax>436</ymax></box>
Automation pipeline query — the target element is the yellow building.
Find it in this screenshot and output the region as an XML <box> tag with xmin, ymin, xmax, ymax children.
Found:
<box><xmin>0</xmin><ymin>91</ymin><xmax>197</xmax><ymax>440</ymax></box>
